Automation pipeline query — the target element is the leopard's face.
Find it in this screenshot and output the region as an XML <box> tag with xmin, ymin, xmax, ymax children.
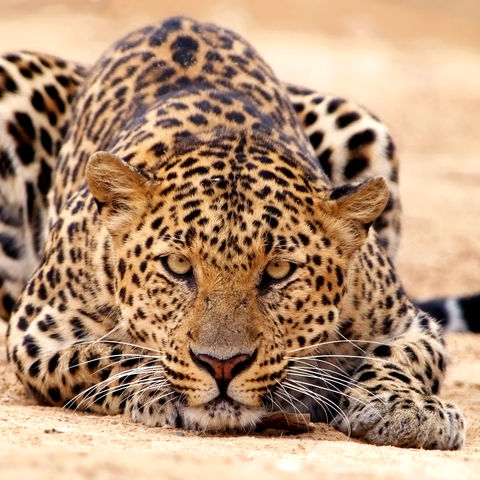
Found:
<box><xmin>86</xmin><ymin>134</ymin><xmax>388</xmax><ymax>430</ymax></box>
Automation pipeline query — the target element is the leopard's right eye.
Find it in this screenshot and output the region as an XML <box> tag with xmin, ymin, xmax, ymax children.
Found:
<box><xmin>258</xmin><ymin>260</ymin><xmax>297</xmax><ymax>291</ymax></box>
<box><xmin>161</xmin><ymin>254</ymin><xmax>193</xmax><ymax>277</ymax></box>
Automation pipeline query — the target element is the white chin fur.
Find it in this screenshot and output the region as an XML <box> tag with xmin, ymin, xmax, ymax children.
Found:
<box><xmin>181</xmin><ymin>401</ymin><xmax>265</xmax><ymax>432</ymax></box>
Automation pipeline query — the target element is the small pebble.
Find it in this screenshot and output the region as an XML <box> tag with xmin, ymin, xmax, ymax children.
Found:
<box><xmin>44</xmin><ymin>427</ymin><xmax>65</xmax><ymax>434</ymax></box>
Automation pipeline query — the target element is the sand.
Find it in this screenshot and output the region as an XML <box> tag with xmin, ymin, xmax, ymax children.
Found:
<box><xmin>0</xmin><ymin>1</ymin><xmax>479</xmax><ymax>479</ymax></box>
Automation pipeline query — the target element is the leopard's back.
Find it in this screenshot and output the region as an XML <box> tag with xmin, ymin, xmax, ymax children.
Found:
<box><xmin>0</xmin><ymin>51</ymin><xmax>86</xmax><ymax>317</ymax></box>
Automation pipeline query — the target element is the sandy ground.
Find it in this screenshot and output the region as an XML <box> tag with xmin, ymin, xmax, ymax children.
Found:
<box><xmin>1</xmin><ymin>1</ymin><xmax>480</xmax><ymax>479</ymax></box>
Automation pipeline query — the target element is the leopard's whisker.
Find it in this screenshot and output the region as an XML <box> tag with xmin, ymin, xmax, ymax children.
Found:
<box><xmin>290</xmin><ymin>358</ymin><xmax>354</xmax><ymax>381</ymax></box>
<box><xmin>86</xmin><ymin>323</ymin><xmax>124</xmax><ymax>346</ymax></box>
<box><xmin>288</xmin><ymin>365</ymin><xmax>358</xmax><ymax>386</ymax></box>
<box><xmin>265</xmin><ymin>387</ymin><xmax>292</xmax><ymax>426</ymax></box>
<box><xmin>288</xmin><ymin>353</ymin><xmax>380</xmax><ymax>362</ymax></box>
<box><xmin>81</xmin><ymin>382</ymin><xmax>171</xmax><ymax>414</ymax></box>
<box><xmin>282</xmin><ymin>380</ymin><xmax>351</xmax><ymax>435</ymax></box>
<box><xmin>335</xmin><ymin>330</ymin><xmax>367</xmax><ymax>354</ymax></box>
<box><xmin>65</xmin><ymin>353</ymin><xmax>164</xmax><ymax>372</ymax></box>
<box><xmin>81</xmin><ymin>375</ymin><xmax>169</xmax><ymax>411</ymax></box>
<box><xmin>262</xmin><ymin>388</ymin><xmax>275</xmax><ymax>413</ymax></box>
<box><xmin>290</xmin><ymin>372</ymin><xmax>385</xmax><ymax>416</ymax></box>
<box><xmin>288</xmin><ymin>366</ymin><xmax>358</xmax><ymax>390</ymax></box>
<box><xmin>73</xmin><ymin>338</ymin><xmax>164</xmax><ymax>356</ymax></box>
<box><xmin>284</xmin><ymin>376</ymin><xmax>378</xmax><ymax>412</ymax></box>
<box><xmin>65</xmin><ymin>365</ymin><xmax>165</xmax><ymax>410</ymax></box>
<box><xmin>287</xmin><ymin>337</ymin><xmax>398</xmax><ymax>354</ymax></box>
<box><xmin>282</xmin><ymin>379</ymin><xmax>344</xmax><ymax>418</ymax></box>
<box><xmin>141</xmin><ymin>390</ymin><xmax>176</xmax><ymax>410</ymax></box>
<box><xmin>276</xmin><ymin>382</ymin><xmax>308</xmax><ymax>417</ymax></box>
<box><xmin>283</xmin><ymin>381</ymin><xmax>352</xmax><ymax>433</ymax></box>
<box><xmin>127</xmin><ymin>381</ymin><xmax>171</xmax><ymax>402</ymax></box>
<box><xmin>121</xmin><ymin>380</ymin><xmax>168</xmax><ymax>401</ymax></box>
<box><xmin>288</xmin><ymin>371</ymin><xmax>361</xmax><ymax>399</ymax></box>
<box><xmin>80</xmin><ymin>381</ymin><xmax>153</xmax><ymax>411</ymax></box>
<box><xmin>291</xmin><ymin>354</ymin><xmax>410</xmax><ymax>387</ymax></box>
<box><xmin>288</xmin><ymin>365</ymin><xmax>386</xmax><ymax>407</ymax></box>
<box><xmin>275</xmin><ymin>381</ymin><xmax>320</xmax><ymax>424</ymax></box>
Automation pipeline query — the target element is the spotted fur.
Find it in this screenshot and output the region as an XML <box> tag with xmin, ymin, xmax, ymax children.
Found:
<box><xmin>4</xmin><ymin>17</ymin><xmax>465</xmax><ymax>449</ymax></box>
<box><xmin>0</xmin><ymin>52</ymin><xmax>86</xmax><ymax>318</ymax></box>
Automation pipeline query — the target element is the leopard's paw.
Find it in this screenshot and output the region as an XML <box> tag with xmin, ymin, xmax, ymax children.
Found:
<box><xmin>335</xmin><ymin>392</ymin><xmax>465</xmax><ymax>450</ymax></box>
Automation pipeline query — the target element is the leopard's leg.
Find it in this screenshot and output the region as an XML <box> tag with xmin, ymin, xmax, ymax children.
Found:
<box><xmin>9</xmin><ymin>313</ymin><xmax>178</xmax><ymax>426</ymax></box>
<box><xmin>318</xmin><ymin>236</ymin><xmax>465</xmax><ymax>449</ymax></box>
<box><xmin>287</xmin><ymin>223</ymin><xmax>466</xmax><ymax>450</ymax></box>
<box><xmin>0</xmin><ymin>52</ymin><xmax>87</xmax><ymax>319</ymax></box>
<box><xmin>6</xmin><ymin>209</ymin><xmax>180</xmax><ymax>427</ymax></box>
<box><xmin>286</xmin><ymin>86</ymin><xmax>464</xmax><ymax>449</ymax></box>
<box><xmin>334</xmin><ymin>316</ymin><xmax>465</xmax><ymax>449</ymax></box>
<box><xmin>285</xmin><ymin>84</ymin><xmax>401</xmax><ymax>260</ymax></box>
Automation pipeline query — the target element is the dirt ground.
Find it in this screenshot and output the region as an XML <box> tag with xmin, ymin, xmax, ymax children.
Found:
<box><xmin>1</xmin><ymin>1</ymin><xmax>480</xmax><ymax>479</ymax></box>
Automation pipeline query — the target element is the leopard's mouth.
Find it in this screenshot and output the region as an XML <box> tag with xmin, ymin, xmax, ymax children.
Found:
<box><xmin>179</xmin><ymin>397</ymin><xmax>265</xmax><ymax>432</ymax></box>
<box><xmin>206</xmin><ymin>393</ymin><xmax>238</xmax><ymax>408</ymax></box>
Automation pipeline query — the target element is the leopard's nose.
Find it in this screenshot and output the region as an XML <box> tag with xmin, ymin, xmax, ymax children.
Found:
<box><xmin>190</xmin><ymin>350</ymin><xmax>256</xmax><ymax>392</ymax></box>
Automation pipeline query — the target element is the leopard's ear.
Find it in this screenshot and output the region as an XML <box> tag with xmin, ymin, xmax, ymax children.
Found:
<box><xmin>325</xmin><ymin>177</ymin><xmax>389</xmax><ymax>228</ymax></box>
<box><xmin>86</xmin><ymin>151</ymin><xmax>149</xmax><ymax>232</ymax></box>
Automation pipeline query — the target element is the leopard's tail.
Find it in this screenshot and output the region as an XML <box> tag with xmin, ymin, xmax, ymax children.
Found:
<box><xmin>417</xmin><ymin>294</ymin><xmax>480</xmax><ymax>332</ymax></box>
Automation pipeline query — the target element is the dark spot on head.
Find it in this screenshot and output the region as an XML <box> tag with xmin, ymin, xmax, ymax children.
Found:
<box><xmin>171</xmin><ymin>35</ymin><xmax>199</xmax><ymax>68</ymax></box>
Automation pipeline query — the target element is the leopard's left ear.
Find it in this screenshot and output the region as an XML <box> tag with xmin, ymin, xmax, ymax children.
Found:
<box><xmin>86</xmin><ymin>151</ymin><xmax>149</xmax><ymax>232</ymax></box>
<box><xmin>325</xmin><ymin>177</ymin><xmax>389</xmax><ymax>228</ymax></box>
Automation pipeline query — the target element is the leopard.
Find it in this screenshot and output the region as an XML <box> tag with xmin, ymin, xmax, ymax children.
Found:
<box><xmin>2</xmin><ymin>16</ymin><xmax>470</xmax><ymax>449</ymax></box>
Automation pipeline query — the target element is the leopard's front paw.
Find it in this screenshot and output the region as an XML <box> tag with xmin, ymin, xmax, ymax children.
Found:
<box><xmin>125</xmin><ymin>393</ymin><xmax>181</xmax><ymax>428</ymax></box>
<box><xmin>335</xmin><ymin>392</ymin><xmax>465</xmax><ymax>450</ymax></box>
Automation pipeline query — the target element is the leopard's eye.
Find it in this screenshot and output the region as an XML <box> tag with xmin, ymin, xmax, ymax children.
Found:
<box><xmin>162</xmin><ymin>254</ymin><xmax>192</xmax><ymax>277</ymax></box>
<box><xmin>265</xmin><ymin>260</ymin><xmax>293</xmax><ymax>280</ymax></box>
<box><xmin>259</xmin><ymin>260</ymin><xmax>297</xmax><ymax>291</ymax></box>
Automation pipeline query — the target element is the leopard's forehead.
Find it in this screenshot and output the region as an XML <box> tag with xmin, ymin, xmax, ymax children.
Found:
<box><xmin>127</xmin><ymin>132</ymin><xmax>335</xmax><ymax>272</ymax></box>
<box><xmin>151</xmin><ymin>129</ymin><xmax>320</xmax><ymax>190</ymax></box>
<box><xmin>107</xmin><ymin>92</ymin><xmax>325</xmax><ymax>187</ymax></box>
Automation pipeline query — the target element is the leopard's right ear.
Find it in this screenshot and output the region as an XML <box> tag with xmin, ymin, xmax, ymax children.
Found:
<box><xmin>325</xmin><ymin>177</ymin><xmax>389</xmax><ymax>228</ymax></box>
<box><xmin>318</xmin><ymin>177</ymin><xmax>389</xmax><ymax>252</ymax></box>
<box><xmin>86</xmin><ymin>151</ymin><xmax>149</xmax><ymax>232</ymax></box>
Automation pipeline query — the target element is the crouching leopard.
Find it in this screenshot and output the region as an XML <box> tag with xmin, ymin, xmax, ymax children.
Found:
<box><xmin>2</xmin><ymin>17</ymin><xmax>469</xmax><ymax>449</ymax></box>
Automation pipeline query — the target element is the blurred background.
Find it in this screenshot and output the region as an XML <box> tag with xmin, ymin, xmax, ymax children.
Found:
<box><xmin>0</xmin><ymin>0</ymin><xmax>479</xmax><ymax>299</ymax></box>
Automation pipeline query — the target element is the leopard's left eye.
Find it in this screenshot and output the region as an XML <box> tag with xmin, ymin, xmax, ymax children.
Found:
<box><xmin>161</xmin><ymin>254</ymin><xmax>192</xmax><ymax>277</ymax></box>
<box><xmin>259</xmin><ymin>260</ymin><xmax>297</xmax><ymax>290</ymax></box>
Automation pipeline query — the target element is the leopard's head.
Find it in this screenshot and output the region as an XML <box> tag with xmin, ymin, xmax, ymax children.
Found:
<box><xmin>86</xmin><ymin>131</ymin><xmax>388</xmax><ymax>430</ymax></box>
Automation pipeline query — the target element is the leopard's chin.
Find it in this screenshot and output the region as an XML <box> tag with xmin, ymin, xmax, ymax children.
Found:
<box><xmin>180</xmin><ymin>398</ymin><xmax>265</xmax><ymax>432</ymax></box>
